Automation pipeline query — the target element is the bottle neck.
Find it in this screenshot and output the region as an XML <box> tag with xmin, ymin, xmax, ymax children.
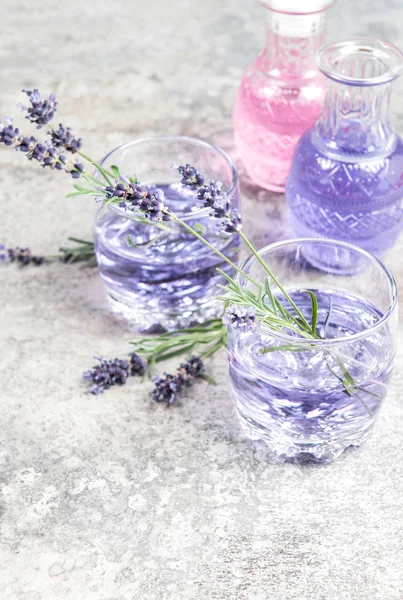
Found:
<box><xmin>312</xmin><ymin>80</ymin><xmax>396</xmax><ymax>160</ymax></box>
<box><xmin>258</xmin><ymin>10</ymin><xmax>327</xmax><ymax>79</ymax></box>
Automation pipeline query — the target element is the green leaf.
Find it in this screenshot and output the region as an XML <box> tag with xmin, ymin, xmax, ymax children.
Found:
<box><xmin>215</xmin><ymin>268</ymin><xmax>238</xmax><ymax>288</ymax></box>
<box><xmin>323</xmin><ymin>299</ymin><xmax>333</xmax><ymax>338</ymax></box>
<box><xmin>302</xmin><ymin>289</ymin><xmax>319</xmax><ymax>335</ymax></box>
<box><xmin>98</xmin><ymin>198</ymin><xmax>115</xmax><ymax>219</ymax></box>
<box><xmin>110</xmin><ymin>165</ymin><xmax>120</xmax><ymax>179</ymax></box>
<box><xmin>194</xmin><ymin>223</ymin><xmax>207</xmax><ymax>235</ymax></box>
<box><xmin>258</xmin><ymin>344</ymin><xmax>312</xmax><ymax>355</ymax></box>
<box><xmin>67</xmin><ymin>237</ymin><xmax>94</xmax><ymax>246</ymax></box>
<box><xmin>199</xmin><ymin>373</ymin><xmax>217</xmax><ymax>385</ymax></box>
<box><xmin>264</xmin><ymin>277</ymin><xmax>278</xmax><ymax>315</ymax></box>
<box><xmin>96</xmin><ymin>165</ymin><xmax>113</xmax><ymax>186</ymax></box>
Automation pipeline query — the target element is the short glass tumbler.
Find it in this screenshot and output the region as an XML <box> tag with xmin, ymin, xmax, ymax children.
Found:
<box><xmin>94</xmin><ymin>136</ymin><xmax>240</xmax><ymax>332</ymax></box>
<box><xmin>227</xmin><ymin>239</ymin><xmax>397</xmax><ymax>464</ymax></box>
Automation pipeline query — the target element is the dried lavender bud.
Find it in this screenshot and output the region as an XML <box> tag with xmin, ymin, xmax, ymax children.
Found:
<box><xmin>50</xmin><ymin>123</ymin><xmax>82</xmax><ymax>153</ymax></box>
<box><xmin>30</xmin><ymin>142</ymin><xmax>47</xmax><ymax>163</ymax></box>
<box><xmin>222</xmin><ymin>306</ymin><xmax>257</xmax><ymax>331</ymax></box>
<box><xmin>220</xmin><ymin>209</ymin><xmax>242</xmax><ymax>233</ymax></box>
<box><xmin>175</xmin><ymin>164</ymin><xmax>242</xmax><ymax>232</ymax></box>
<box><xmin>105</xmin><ymin>182</ymin><xmax>128</xmax><ymax>198</ymax></box>
<box><xmin>152</xmin><ymin>373</ymin><xmax>181</xmax><ymax>405</ymax></box>
<box><xmin>178</xmin><ymin>164</ymin><xmax>205</xmax><ymax>189</ymax></box>
<box><xmin>20</xmin><ymin>88</ymin><xmax>58</xmax><ymax>128</ymax></box>
<box><xmin>137</xmin><ymin>194</ymin><xmax>166</xmax><ymax>222</ymax></box>
<box><xmin>16</xmin><ymin>135</ymin><xmax>37</xmax><ymax>153</ymax></box>
<box><xmin>178</xmin><ymin>356</ymin><xmax>204</xmax><ymax>378</ymax></box>
<box><xmin>70</xmin><ymin>162</ymin><xmax>85</xmax><ymax>179</ymax></box>
<box><xmin>197</xmin><ymin>181</ymin><xmax>224</xmax><ymax>208</ymax></box>
<box><xmin>152</xmin><ymin>356</ymin><xmax>204</xmax><ymax>406</ymax></box>
<box><xmin>0</xmin><ymin>122</ymin><xmax>19</xmax><ymax>145</ymax></box>
<box><xmin>129</xmin><ymin>352</ymin><xmax>147</xmax><ymax>376</ymax></box>
<box><xmin>83</xmin><ymin>357</ymin><xmax>131</xmax><ymax>395</ymax></box>
<box><xmin>0</xmin><ymin>244</ymin><xmax>7</xmax><ymax>262</ymax></box>
<box><xmin>24</xmin><ymin>140</ymin><xmax>66</xmax><ymax>171</ymax></box>
<box><xmin>55</xmin><ymin>154</ymin><xmax>67</xmax><ymax>170</ymax></box>
<box><xmin>43</xmin><ymin>146</ymin><xmax>65</xmax><ymax>169</ymax></box>
<box><xmin>83</xmin><ymin>352</ymin><xmax>148</xmax><ymax>395</ymax></box>
<box><xmin>1</xmin><ymin>246</ymin><xmax>44</xmax><ymax>266</ymax></box>
<box><xmin>105</xmin><ymin>180</ymin><xmax>173</xmax><ymax>222</ymax></box>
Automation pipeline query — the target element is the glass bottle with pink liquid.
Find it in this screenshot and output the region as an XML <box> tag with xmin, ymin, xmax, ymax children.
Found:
<box><xmin>233</xmin><ymin>0</ymin><xmax>335</xmax><ymax>192</ymax></box>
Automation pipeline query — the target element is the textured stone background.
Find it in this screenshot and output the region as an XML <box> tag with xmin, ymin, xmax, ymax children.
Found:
<box><xmin>1</xmin><ymin>0</ymin><xmax>403</xmax><ymax>598</ymax></box>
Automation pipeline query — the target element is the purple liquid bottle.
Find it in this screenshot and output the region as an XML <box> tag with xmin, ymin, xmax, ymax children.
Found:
<box><xmin>286</xmin><ymin>39</ymin><xmax>403</xmax><ymax>269</ymax></box>
<box><xmin>233</xmin><ymin>0</ymin><xmax>335</xmax><ymax>192</ymax></box>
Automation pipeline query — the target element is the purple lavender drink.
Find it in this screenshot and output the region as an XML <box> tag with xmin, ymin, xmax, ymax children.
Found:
<box><xmin>94</xmin><ymin>136</ymin><xmax>240</xmax><ymax>332</ymax></box>
<box><xmin>227</xmin><ymin>239</ymin><xmax>397</xmax><ymax>464</ymax></box>
<box><xmin>286</xmin><ymin>39</ymin><xmax>403</xmax><ymax>271</ymax></box>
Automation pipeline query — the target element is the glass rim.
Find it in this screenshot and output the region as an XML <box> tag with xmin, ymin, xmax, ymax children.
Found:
<box><xmin>317</xmin><ymin>38</ymin><xmax>403</xmax><ymax>86</ymax></box>
<box><xmin>237</xmin><ymin>237</ymin><xmax>398</xmax><ymax>347</ymax></box>
<box><xmin>98</xmin><ymin>134</ymin><xmax>238</xmax><ymax>221</ymax></box>
<box><xmin>260</xmin><ymin>0</ymin><xmax>335</xmax><ymax>15</ymax></box>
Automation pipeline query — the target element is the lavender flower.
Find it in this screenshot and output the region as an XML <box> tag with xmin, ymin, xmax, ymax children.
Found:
<box><xmin>20</xmin><ymin>88</ymin><xmax>58</xmax><ymax>128</ymax></box>
<box><xmin>129</xmin><ymin>352</ymin><xmax>147</xmax><ymax>376</ymax></box>
<box><xmin>0</xmin><ymin>119</ymin><xmax>71</xmax><ymax>175</ymax></box>
<box><xmin>17</xmin><ymin>135</ymin><xmax>37</xmax><ymax>153</ymax></box>
<box><xmin>152</xmin><ymin>356</ymin><xmax>204</xmax><ymax>406</ymax></box>
<box><xmin>220</xmin><ymin>209</ymin><xmax>242</xmax><ymax>233</ymax></box>
<box><xmin>0</xmin><ymin>244</ymin><xmax>7</xmax><ymax>262</ymax></box>
<box><xmin>1</xmin><ymin>245</ymin><xmax>44</xmax><ymax>266</ymax></box>
<box><xmin>178</xmin><ymin>356</ymin><xmax>204</xmax><ymax>378</ymax></box>
<box><xmin>50</xmin><ymin>123</ymin><xmax>82</xmax><ymax>153</ymax></box>
<box><xmin>222</xmin><ymin>306</ymin><xmax>257</xmax><ymax>331</ymax></box>
<box><xmin>196</xmin><ymin>181</ymin><xmax>224</xmax><ymax>208</ymax></box>
<box><xmin>83</xmin><ymin>357</ymin><xmax>131</xmax><ymax>395</ymax></box>
<box><xmin>0</xmin><ymin>120</ymin><xmax>19</xmax><ymax>145</ymax></box>
<box><xmin>83</xmin><ymin>351</ymin><xmax>147</xmax><ymax>395</ymax></box>
<box><xmin>22</xmin><ymin>139</ymin><xmax>67</xmax><ymax>171</ymax></box>
<box><xmin>70</xmin><ymin>162</ymin><xmax>85</xmax><ymax>179</ymax></box>
<box><xmin>178</xmin><ymin>164</ymin><xmax>205</xmax><ymax>189</ymax></box>
<box><xmin>105</xmin><ymin>182</ymin><xmax>128</xmax><ymax>199</ymax></box>
<box><xmin>152</xmin><ymin>373</ymin><xmax>182</xmax><ymax>405</ymax></box>
<box><xmin>105</xmin><ymin>181</ymin><xmax>171</xmax><ymax>222</ymax></box>
<box><xmin>175</xmin><ymin>164</ymin><xmax>242</xmax><ymax>233</ymax></box>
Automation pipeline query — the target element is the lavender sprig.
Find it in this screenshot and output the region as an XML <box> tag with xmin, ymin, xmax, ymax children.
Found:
<box><xmin>0</xmin><ymin>117</ymin><xmax>84</xmax><ymax>179</ymax></box>
<box><xmin>152</xmin><ymin>356</ymin><xmax>204</xmax><ymax>405</ymax></box>
<box><xmin>19</xmin><ymin>88</ymin><xmax>58</xmax><ymax>128</ymax></box>
<box><xmin>0</xmin><ymin>245</ymin><xmax>44</xmax><ymax>265</ymax></box>
<box><xmin>0</xmin><ymin>238</ymin><xmax>97</xmax><ymax>267</ymax></box>
<box><xmin>0</xmin><ymin>89</ymin><xmax>85</xmax><ymax>179</ymax></box>
<box><xmin>222</xmin><ymin>306</ymin><xmax>257</xmax><ymax>331</ymax></box>
<box><xmin>83</xmin><ymin>352</ymin><xmax>147</xmax><ymax>395</ymax></box>
<box><xmin>129</xmin><ymin>319</ymin><xmax>227</xmax><ymax>366</ymax></box>
<box><xmin>177</xmin><ymin>164</ymin><xmax>242</xmax><ymax>233</ymax></box>
<box><xmin>50</xmin><ymin>123</ymin><xmax>82</xmax><ymax>153</ymax></box>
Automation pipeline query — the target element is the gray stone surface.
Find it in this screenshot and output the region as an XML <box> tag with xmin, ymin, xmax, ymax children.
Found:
<box><xmin>1</xmin><ymin>0</ymin><xmax>403</xmax><ymax>598</ymax></box>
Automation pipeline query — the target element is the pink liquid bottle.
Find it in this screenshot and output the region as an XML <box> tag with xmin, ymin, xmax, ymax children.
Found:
<box><xmin>233</xmin><ymin>0</ymin><xmax>335</xmax><ymax>192</ymax></box>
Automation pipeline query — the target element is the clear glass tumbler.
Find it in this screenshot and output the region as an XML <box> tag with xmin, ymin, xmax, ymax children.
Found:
<box><xmin>227</xmin><ymin>238</ymin><xmax>397</xmax><ymax>464</ymax></box>
<box><xmin>94</xmin><ymin>136</ymin><xmax>240</xmax><ymax>332</ymax></box>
